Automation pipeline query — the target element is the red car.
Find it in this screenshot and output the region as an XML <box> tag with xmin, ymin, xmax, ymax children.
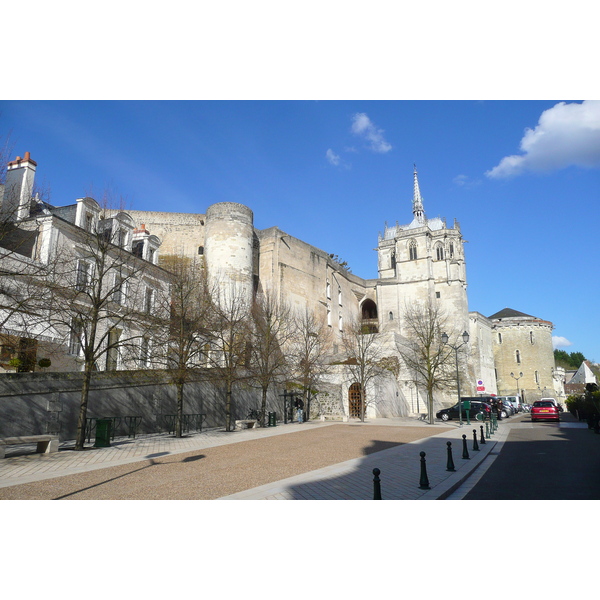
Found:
<box><xmin>531</xmin><ymin>400</ymin><xmax>560</xmax><ymax>422</ymax></box>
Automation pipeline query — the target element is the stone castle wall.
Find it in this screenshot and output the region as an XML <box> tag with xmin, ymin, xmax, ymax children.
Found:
<box><xmin>127</xmin><ymin>210</ymin><xmax>206</xmax><ymax>258</ymax></box>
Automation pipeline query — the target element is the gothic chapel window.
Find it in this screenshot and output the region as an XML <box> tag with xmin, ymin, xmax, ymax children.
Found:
<box><xmin>408</xmin><ymin>240</ymin><xmax>417</xmax><ymax>261</ymax></box>
<box><xmin>435</xmin><ymin>243</ymin><xmax>444</xmax><ymax>261</ymax></box>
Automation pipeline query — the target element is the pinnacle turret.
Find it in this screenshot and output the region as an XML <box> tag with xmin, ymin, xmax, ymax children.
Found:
<box><xmin>412</xmin><ymin>164</ymin><xmax>426</xmax><ymax>224</ymax></box>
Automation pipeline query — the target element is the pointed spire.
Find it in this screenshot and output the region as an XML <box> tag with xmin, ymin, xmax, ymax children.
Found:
<box><xmin>412</xmin><ymin>164</ymin><xmax>425</xmax><ymax>224</ymax></box>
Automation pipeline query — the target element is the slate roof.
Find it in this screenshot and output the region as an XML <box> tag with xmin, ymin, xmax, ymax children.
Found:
<box><xmin>488</xmin><ymin>308</ymin><xmax>537</xmax><ymax>320</ymax></box>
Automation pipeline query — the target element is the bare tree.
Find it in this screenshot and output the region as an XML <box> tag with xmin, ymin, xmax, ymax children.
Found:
<box><xmin>396</xmin><ymin>300</ymin><xmax>458</xmax><ymax>424</ymax></box>
<box><xmin>44</xmin><ymin>200</ymin><xmax>168</xmax><ymax>449</ymax></box>
<box><xmin>289</xmin><ymin>306</ymin><xmax>332</xmax><ymax>420</ymax></box>
<box><xmin>340</xmin><ymin>317</ymin><xmax>389</xmax><ymax>421</ymax></box>
<box><xmin>248</xmin><ymin>288</ymin><xmax>296</xmax><ymax>426</ymax></box>
<box><xmin>208</xmin><ymin>282</ymin><xmax>252</xmax><ymax>432</ymax></box>
<box><xmin>154</xmin><ymin>254</ymin><xmax>213</xmax><ymax>437</ymax></box>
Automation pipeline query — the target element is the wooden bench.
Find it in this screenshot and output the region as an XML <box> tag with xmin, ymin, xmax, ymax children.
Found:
<box><xmin>0</xmin><ymin>435</ymin><xmax>59</xmax><ymax>459</ymax></box>
<box><xmin>234</xmin><ymin>419</ymin><xmax>258</xmax><ymax>430</ymax></box>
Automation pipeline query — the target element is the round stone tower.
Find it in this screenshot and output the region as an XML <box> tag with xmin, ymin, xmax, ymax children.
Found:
<box><xmin>204</xmin><ymin>202</ymin><xmax>255</xmax><ymax>304</ymax></box>
<box><xmin>489</xmin><ymin>308</ymin><xmax>557</xmax><ymax>403</ymax></box>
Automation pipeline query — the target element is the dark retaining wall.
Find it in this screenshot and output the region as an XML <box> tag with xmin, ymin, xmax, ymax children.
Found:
<box><xmin>0</xmin><ymin>370</ymin><xmax>281</xmax><ymax>441</ymax></box>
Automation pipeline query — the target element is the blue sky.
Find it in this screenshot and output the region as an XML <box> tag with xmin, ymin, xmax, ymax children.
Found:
<box><xmin>2</xmin><ymin>99</ymin><xmax>599</xmax><ymax>361</ymax></box>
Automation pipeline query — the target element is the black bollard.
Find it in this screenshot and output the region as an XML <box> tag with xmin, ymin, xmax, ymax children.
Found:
<box><xmin>472</xmin><ymin>429</ymin><xmax>479</xmax><ymax>451</ymax></box>
<box><xmin>373</xmin><ymin>468</ymin><xmax>382</xmax><ymax>500</ymax></box>
<box><xmin>419</xmin><ymin>451</ymin><xmax>431</xmax><ymax>489</ymax></box>
<box><xmin>446</xmin><ymin>441</ymin><xmax>455</xmax><ymax>471</ymax></box>
<box><xmin>462</xmin><ymin>434</ymin><xmax>470</xmax><ymax>459</ymax></box>
<box><xmin>480</xmin><ymin>425</ymin><xmax>486</xmax><ymax>444</ymax></box>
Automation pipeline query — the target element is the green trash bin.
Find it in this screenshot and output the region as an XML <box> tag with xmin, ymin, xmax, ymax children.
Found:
<box><xmin>94</xmin><ymin>419</ymin><xmax>112</xmax><ymax>447</ymax></box>
<box><xmin>268</xmin><ymin>412</ymin><xmax>277</xmax><ymax>427</ymax></box>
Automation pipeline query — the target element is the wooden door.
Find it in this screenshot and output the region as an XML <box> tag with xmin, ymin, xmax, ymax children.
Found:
<box><xmin>349</xmin><ymin>383</ymin><xmax>362</xmax><ymax>418</ymax></box>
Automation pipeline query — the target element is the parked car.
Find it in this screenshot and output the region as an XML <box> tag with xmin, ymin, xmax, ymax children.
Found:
<box><xmin>436</xmin><ymin>401</ymin><xmax>491</xmax><ymax>422</ymax></box>
<box><xmin>531</xmin><ymin>400</ymin><xmax>560</xmax><ymax>422</ymax></box>
<box><xmin>498</xmin><ymin>396</ymin><xmax>520</xmax><ymax>413</ymax></box>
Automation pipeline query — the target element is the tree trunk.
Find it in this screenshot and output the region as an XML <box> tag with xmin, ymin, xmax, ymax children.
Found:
<box><xmin>74</xmin><ymin>364</ymin><xmax>93</xmax><ymax>450</ymax></box>
<box><xmin>260</xmin><ymin>386</ymin><xmax>268</xmax><ymax>427</ymax></box>
<box><xmin>225</xmin><ymin>379</ymin><xmax>232</xmax><ymax>431</ymax></box>
<box><xmin>428</xmin><ymin>390</ymin><xmax>435</xmax><ymax>425</ymax></box>
<box><xmin>176</xmin><ymin>380</ymin><xmax>184</xmax><ymax>437</ymax></box>
<box><xmin>360</xmin><ymin>388</ymin><xmax>365</xmax><ymax>422</ymax></box>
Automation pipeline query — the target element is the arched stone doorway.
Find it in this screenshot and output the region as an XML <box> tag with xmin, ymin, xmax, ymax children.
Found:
<box><xmin>348</xmin><ymin>382</ymin><xmax>363</xmax><ymax>418</ymax></box>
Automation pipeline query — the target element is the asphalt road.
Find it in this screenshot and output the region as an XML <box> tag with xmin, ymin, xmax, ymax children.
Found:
<box><xmin>464</xmin><ymin>411</ymin><xmax>600</xmax><ymax>500</ymax></box>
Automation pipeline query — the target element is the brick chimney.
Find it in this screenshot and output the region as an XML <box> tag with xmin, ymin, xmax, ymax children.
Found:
<box><xmin>1</xmin><ymin>151</ymin><xmax>37</xmax><ymax>221</ymax></box>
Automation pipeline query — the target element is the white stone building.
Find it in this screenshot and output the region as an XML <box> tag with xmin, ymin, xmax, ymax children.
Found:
<box><xmin>0</xmin><ymin>152</ymin><xmax>170</xmax><ymax>374</ymax></box>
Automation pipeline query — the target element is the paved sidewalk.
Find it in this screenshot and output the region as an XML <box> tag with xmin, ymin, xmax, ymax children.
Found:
<box><xmin>0</xmin><ymin>416</ymin><xmax>510</xmax><ymax>499</ymax></box>
<box><xmin>0</xmin><ymin>420</ymin><xmax>332</xmax><ymax>489</ymax></box>
<box><xmin>221</xmin><ymin>420</ymin><xmax>509</xmax><ymax>499</ymax></box>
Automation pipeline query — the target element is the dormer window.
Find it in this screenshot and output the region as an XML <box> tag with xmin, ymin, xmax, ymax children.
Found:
<box><xmin>75</xmin><ymin>197</ymin><xmax>101</xmax><ymax>233</ymax></box>
<box><xmin>85</xmin><ymin>213</ymin><xmax>94</xmax><ymax>233</ymax></box>
<box><xmin>132</xmin><ymin>241</ymin><xmax>144</xmax><ymax>258</ymax></box>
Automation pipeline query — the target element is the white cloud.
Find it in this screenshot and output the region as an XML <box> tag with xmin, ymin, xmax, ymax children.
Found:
<box><xmin>326</xmin><ymin>148</ymin><xmax>341</xmax><ymax>166</ymax></box>
<box><xmin>350</xmin><ymin>113</ymin><xmax>392</xmax><ymax>153</ymax></box>
<box><xmin>453</xmin><ymin>174</ymin><xmax>481</xmax><ymax>188</ymax></box>
<box><xmin>486</xmin><ymin>100</ymin><xmax>600</xmax><ymax>178</ymax></box>
<box><xmin>553</xmin><ymin>336</ymin><xmax>573</xmax><ymax>349</ymax></box>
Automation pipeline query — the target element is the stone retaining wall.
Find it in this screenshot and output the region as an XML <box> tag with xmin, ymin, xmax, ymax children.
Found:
<box><xmin>0</xmin><ymin>371</ymin><xmax>280</xmax><ymax>441</ymax></box>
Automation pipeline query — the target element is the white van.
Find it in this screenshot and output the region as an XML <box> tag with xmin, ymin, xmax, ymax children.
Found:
<box><xmin>496</xmin><ymin>395</ymin><xmax>521</xmax><ymax>412</ymax></box>
<box><xmin>541</xmin><ymin>397</ymin><xmax>563</xmax><ymax>412</ymax></box>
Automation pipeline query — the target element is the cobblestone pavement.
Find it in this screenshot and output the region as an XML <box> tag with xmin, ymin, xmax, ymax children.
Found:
<box><xmin>0</xmin><ymin>417</ymin><xmax>510</xmax><ymax>500</ymax></box>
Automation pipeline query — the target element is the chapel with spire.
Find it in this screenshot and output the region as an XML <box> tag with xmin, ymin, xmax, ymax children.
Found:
<box><xmin>376</xmin><ymin>166</ymin><xmax>469</xmax><ymax>336</ymax></box>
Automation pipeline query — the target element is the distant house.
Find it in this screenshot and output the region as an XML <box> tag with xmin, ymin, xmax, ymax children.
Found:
<box><xmin>564</xmin><ymin>360</ymin><xmax>598</xmax><ymax>396</ymax></box>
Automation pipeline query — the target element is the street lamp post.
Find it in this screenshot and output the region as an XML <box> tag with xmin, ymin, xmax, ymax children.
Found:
<box><xmin>510</xmin><ymin>371</ymin><xmax>524</xmax><ymax>404</ymax></box>
<box><xmin>442</xmin><ymin>330</ymin><xmax>470</xmax><ymax>427</ymax></box>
